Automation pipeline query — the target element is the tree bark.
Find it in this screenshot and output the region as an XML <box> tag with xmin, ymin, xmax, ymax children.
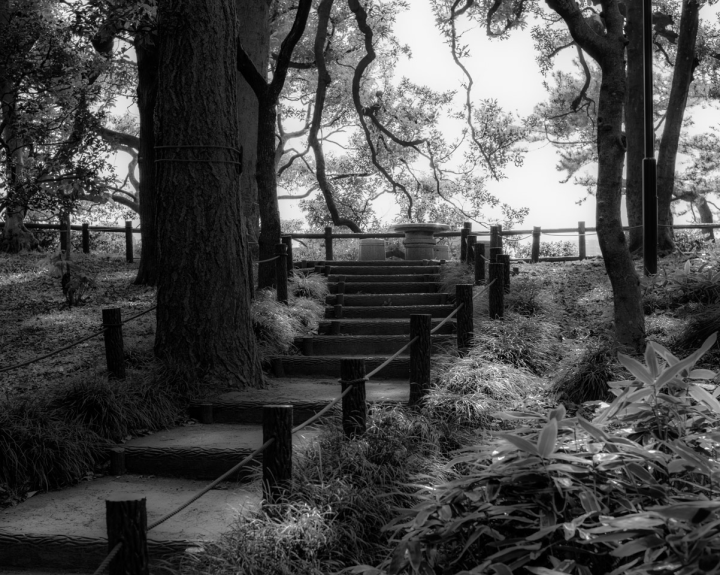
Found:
<box><xmin>656</xmin><ymin>0</ymin><xmax>700</xmax><ymax>253</ymax></box>
<box><xmin>624</xmin><ymin>0</ymin><xmax>644</xmax><ymax>252</ymax></box>
<box><xmin>547</xmin><ymin>0</ymin><xmax>645</xmax><ymax>350</ymax></box>
<box><xmin>237</xmin><ymin>0</ymin><xmax>271</xmax><ymax>241</ymax></box>
<box><xmin>133</xmin><ymin>39</ymin><xmax>159</xmax><ymax>285</ymax></box>
<box><xmin>695</xmin><ymin>195</ymin><xmax>715</xmax><ymax>241</ymax></box>
<box><xmin>154</xmin><ymin>0</ymin><xmax>262</xmax><ymax>388</ymax></box>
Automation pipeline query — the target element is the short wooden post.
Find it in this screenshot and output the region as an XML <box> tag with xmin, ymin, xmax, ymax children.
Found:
<box><xmin>340</xmin><ymin>359</ymin><xmax>367</xmax><ymax>437</ymax></box>
<box><xmin>466</xmin><ymin>235</ymin><xmax>476</xmax><ymax>265</ymax></box>
<box><xmin>531</xmin><ymin>226</ymin><xmax>541</xmax><ymax>263</ymax></box>
<box><xmin>60</xmin><ymin>214</ymin><xmax>70</xmax><ymax>254</ymax></box>
<box><xmin>336</xmin><ymin>294</ymin><xmax>344</xmax><ymax>306</ymax></box>
<box><xmin>408</xmin><ymin>314</ymin><xmax>432</xmax><ymax>405</ymax></box>
<box><xmin>282</xmin><ymin>235</ymin><xmax>293</xmax><ymax>275</ymax></box>
<box><xmin>125</xmin><ymin>221</ymin><xmax>133</xmax><ymax>263</ymax></box>
<box><xmin>82</xmin><ymin>223</ymin><xmax>90</xmax><ymax>254</ymax></box>
<box><xmin>102</xmin><ymin>308</ymin><xmax>125</xmax><ymax>379</ymax></box>
<box><xmin>106</xmin><ymin>498</ymin><xmax>149</xmax><ymax>575</ymax></box>
<box><xmin>460</xmin><ymin>222</ymin><xmax>471</xmax><ymax>262</ymax></box>
<box><xmin>578</xmin><ymin>221</ymin><xmax>586</xmax><ymax>260</ymax></box>
<box><xmin>199</xmin><ymin>403</ymin><xmax>213</xmax><ymax>424</ymax></box>
<box><xmin>456</xmin><ymin>285</ymin><xmax>473</xmax><ymax>354</ymax></box>
<box><xmin>109</xmin><ymin>448</ymin><xmax>126</xmax><ymax>476</ymax></box>
<box><xmin>324</xmin><ymin>226</ymin><xmax>333</xmax><ymax>261</ymax></box>
<box><xmin>337</xmin><ymin>275</ymin><xmax>346</xmax><ymax>295</ymax></box>
<box><xmin>302</xmin><ymin>336</ymin><xmax>314</xmax><ymax>355</ymax></box>
<box><xmin>489</xmin><ymin>263</ymin><xmax>504</xmax><ymax>319</ymax></box>
<box><xmin>262</xmin><ymin>405</ymin><xmax>293</xmax><ymax>504</ymax></box>
<box><xmin>334</xmin><ymin>304</ymin><xmax>343</xmax><ymax>319</ymax></box>
<box><xmin>475</xmin><ymin>243</ymin><xmax>485</xmax><ymax>284</ymax></box>
<box><xmin>497</xmin><ymin>254</ymin><xmax>511</xmax><ymax>293</ymax></box>
<box><xmin>275</xmin><ymin>243</ymin><xmax>288</xmax><ymax>304</ymax></box>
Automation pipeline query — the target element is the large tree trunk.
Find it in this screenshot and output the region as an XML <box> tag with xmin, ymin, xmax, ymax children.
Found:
<box><xmin>624</xmin><ymin>0</ymin><xmax>644</xmax><ymax>252</ymax></box>
<box><xmin>596</xmin><ymin>52</ymin><xmax>646</xmax><ymax>350</ymax></box>
<box><xmin>237</xmin><ymin>0</ymin><xmax>270</xmax><ymax>242</ymax></box>
<box><xmin>154</xmin><ymin>0</ymin><xmax>262</xmax><ymax>388</ymax></box>
<box><xmin>133</xmin><ymin>40</ymin><xmax>159</xmax><ymax>286</ymax></box>
<box><xmin>656</xmin><ymin>0</ymin><xmax>700</xmax><ymax>253</ymax></box>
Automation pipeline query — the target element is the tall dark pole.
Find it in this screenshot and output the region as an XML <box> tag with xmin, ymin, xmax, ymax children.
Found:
<box><xmin>642</xmin><ymin>0</ymin><xmax>658</xmax><ymax>275</ymax></box>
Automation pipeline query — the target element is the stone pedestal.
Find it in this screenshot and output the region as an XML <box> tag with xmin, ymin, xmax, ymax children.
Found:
<box><xmin>392</xmin><ymin>223</ymin><xmax>450</xmax><ymax>260</ymax></box>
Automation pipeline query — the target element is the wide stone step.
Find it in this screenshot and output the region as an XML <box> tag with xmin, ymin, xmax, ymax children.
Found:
<box><xmin>189</xmin><ymin>379</ymin><xmax>408</xmax><ymax>424</ymax></box>
<box><xmin>327</xmin><ymin>293</ymin><xmax>448</xmax><ymax>306</ymax></box>
<box><xmin>328</xmin><ymin>281</ymin><xmax>441</xmax><ymax>294</ymax></box>
<box><xmin>294</xmin><ymin>334</ymin><xmax>454</xmax><ymax>356</ymax></box>
<box><xmin>312</xmin><ymin>260</ymin><xmax>434</xmax><ymax>267</ymax></box>
<box><xmin>270</xmin><ymin>355</ymin><xmax>410</xmax><ymax>378</ymax></box>
<box><xmin>0</xmin><ymin>475</ymin><xmax>260</xmax><ymax>570</ymax></box>
<box><xmin>116</xmin><ymin>424</ymin><xmax>319</xmax><ymax>480</ymax></box>
<box><xmin>318</xmin><ymin>318</ymin><xmax>456</xmax><ymax>335</ymax></box>
<box><xmin>326</xmin><ymin>304</ymin><xmax>455</xmax><ymax>319</ymax></box>
<box><xmin>328</xmin><ymin>274</ymin><xmax>439</xmax><ymax>283</ymax></box>
<box><xmin>328</xmin><ymin>265</ymin><xmax>440</xmax><ymax>275</ymax></box>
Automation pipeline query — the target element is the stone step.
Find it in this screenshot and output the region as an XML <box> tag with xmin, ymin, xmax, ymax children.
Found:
<box><xmin>317</xmin><ymin>318</ymin><xmax>456</xmax><ymax>335</ymax></box>
<box><xmin>326</xmin><ymin>304</ymin><xmax>455</xmax><ymax>319</ymax></box>
<box><xmin>269</xmin><ymin>355</ymin><xmax>410</xmax><ymax>379</ymax></box>
<box><xmin>327</xmin><ymin>293</ymin><xmax>448</xmax><ymax>306</ymax></box>
<box><xmin>293</xmin><ymin>334</ymin><xmax>454</xmax><ymax>356</ymax></box>
<box><xmin>0</xmin><ymin>475</ymin><xmax>260</xmax><ymax>570</ymax></box>
<box><xmin>328</xmin><ymin>281</ymin><xmax>441</xmax><ymax>294</ymax></box>
<box><xmin>189</xmin><ymin>379</ymin><xmax>408</xmax><ymax>424</ymax></box>
<box><xmin>310</xmin><ymin>259</ymin><xmax>435</xmax><ymax>267</ymax></box>
<box><xmin>328</xmin><ymin>274</ymin><xmax>439</xmax><ymax>283</ymax></box>
<box><xmin>116</xmin><ymin>424</ymin><xmax>320</xmax><ymax>480</ymax></box>
<box><xmin>327</xmin><ymin>265</ymin><xmax>440</xmax><ymax>275</ymax></box>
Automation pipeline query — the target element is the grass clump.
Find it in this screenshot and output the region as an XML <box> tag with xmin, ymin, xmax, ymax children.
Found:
<box><xmin>289</xmin><ymin>272</ymin><xmax>328</xmax><ymax>300</ymax></box>
<box><xmin>175</xmin><ymin>407</ymin><xmax>446</xmax><ymax>575</ymax></box>
<box><xmin>471</xmin><ymin>314</ymin><xmax>562</xmax><ymax>376</ymax></box>
<box><xmin>437</xmin><ymin>261</ymin><xmax>474</xmax><ymax>294</ymax></box>
<box><xmin>251</xmin><ymin>289</ymin><xmax>324</xmax><ymax>360</ymax></box>
<box><xmin>674</xmin><ymin>303</ymin><xmax>720</xmax><ymax>352</ymax></box>
<box><xmin>551</xmin><ymin>341</ymin><xmax>625</xmax><ymax>405</ymax></box>
<box><xmin>504</xmin><ymin>276</ymin><xmax>562</xmax><ymax>317</ymax></box>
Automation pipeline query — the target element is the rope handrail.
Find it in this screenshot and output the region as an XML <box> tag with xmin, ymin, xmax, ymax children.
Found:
<box><xmin>429</xmin><ymin>279</ymin><xmax>495</xmax><ymax>335</ymax></box>
<box><xmin>92</xmin><ymin>542</ymin><xmax>123</xmax><ymax>575</ymax></box>
<box><xmin>292</xmin><ymin>385</ymin><xmax>354</xmax><ymax>434</ymax></box>
<box><xmin>0</xmin><ymin>305</ymin><xmax>157</xmax><ymax>374</ymax></box>
<box><xmin>365</xmin><ymin>335</ymin><xmax>419</xmax><ymax>381</ymax></box>
<box><xmin>254</xmin><ymin>255</ymin><xmax>280</xmax><ymax>264</ymax></box>
<box><xmin>147</xmin><ymin>437</ymin><xmax>275</xmax><ymax>531</ymax></box>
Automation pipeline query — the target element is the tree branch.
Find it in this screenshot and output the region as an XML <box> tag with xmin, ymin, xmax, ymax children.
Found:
<box><xmin>97</xmin><ymin>126</ymin><xmax>140</xmax><ymax>150</ymax></box>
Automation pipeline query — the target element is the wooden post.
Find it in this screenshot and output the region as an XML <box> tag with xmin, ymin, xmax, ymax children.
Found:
<box><xmin>466</xmin><ymin>235</ymin><xmax>476</xmax><ymax>265</ymax></box>
<box><xmin>489</xmin><ymin>263</ymin><xmax>504</xmax><ymax>319</ymax></box>
<box><xmin>282</xmin><ymin>235</ymin><xmax>293</xmax><ymax>275</ymax></box>
<box><xmin>408</xmin><ymin>314</ymin><xmax>432</xmax><ymax>405</ymax></box>
<box><xmin>531</xmin><ymin>226</ymin><xmax>541</xmax><ymax>263</ymax></box>
<box><xmin>490</xmin><ymin>225</ymin><xmax>502</xmax><ymax>264</ymax></box>
<box><xmin>106</xmin><ymin>498</ymin><xmax>148</xmax><ymax>575</ymax></box>
<box><xmin>324</xmin><ymin>226</ymin><xmax>333</xmax><ymax>261</ymax></box>
<box><xmin>124</xmin><ymin>221</ymin><xmax>133</xmax><ymax>263</ymax></box>
<box><xmin>82</xmin><ymin>223</ymin><xmax>90</xmax><ymax>254</ymax></box>
<box><xmin>475</xmin><ymin>243</ymin><xmax>485</xmax><ymax>284</ymax></box>
<box><xmin>109</xmin><ymin>448</ymin><xmax>126</xmax><ymax>476</ymax></box>
<box><xmin>497</xmin><ymin>254</ymin><xmax>511</xmax><ymax>293</ymax></box>
<box><xmin>60</xmin><ymin>214</ymin><xmax>70</xmax><ymax>255</ymax></box>
<box><xmin>337</xmin><ymin>275</ymin><xmax>346</xmax><ymax>295</ymax></box>
<box><xmin>334</xmin><ymin>304</ymin><xmax>343</xmax><ymax>319</ymax></box>
<box><xmin>262</xmin><ymin>405</ymin><xmax>293</xmax><ymax>504</ymax></box>
<box><xmin>340</xmin><ymin>359</ymin><xmax>367</xmax><ymax>437</ymax></box>
<box><xmin>578</xmin><ymin>221</ymin><xmax>586</xmax><ymax>260</ymax></box>
<box><xmin>302</xmin><ymin>336</ymin><xmax>314</xmax><ymax>356</ymax></box>
<box><xmin>456</xmin><ymin>285</ymin><xmax>473</xmax><ymax>355</ymax></box>
<box><xmin>275</xmin><ymin>243</ymin><xmax>288</xmax><ymax>304</ymax></box>
<box><xmin>102</xmin><ymin>308</ymin><xmax>126</xmax><ymax>379</ymax></box>
<box><xmin>460</xmin><ymin>222</ymin><xmax>471</xmax><ymax>262</ymax></box>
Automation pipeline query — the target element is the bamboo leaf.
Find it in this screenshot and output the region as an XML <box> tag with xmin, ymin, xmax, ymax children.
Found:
<box><xmin>490</xmin><ymin>564</ymin><xmax>514</xmax><ymax>575</ymax></box>
<box><xmin>577</xmin><ymin>416</ymin><xmax>609</xmax><ymax>441</ymax></box>
<box><xmin>497</xmin><ymin>433</ymin><xmax>540</xmax><ymax>456</ymax></box>
<box><xmin>688</xmin><ymin>369</ymin><xmax>717</xmax><ymax>380</ymax></box>
<box><xmin>689</xmin><ymin>384</ymin><xmax>720</xmax><ymax>413</ymax></box>
<box><xmin>645</xmin><ymin>343</ymin><xmax>660</xmax><ymax>378</ymax></box>
<box><xmin>649</xmin><ymin>341</ymin><xmax>679</xmax><ymax>366</ymax></box>
<box><xmin>617</xmin><ymin>353</ymin><xmax>654</xmax><ymax>385</ymax></box>
<box><xmin>537</xmin><ymin>418</ymin><xmax>558</xmax><ymax>459</ymax></box>
<box><xmin>610</xmin><ymin>533</ymin><xmax>665</xmax><ymax>557</ymax></box>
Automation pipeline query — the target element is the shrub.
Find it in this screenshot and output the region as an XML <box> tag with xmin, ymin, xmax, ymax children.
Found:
<box><xmin>504</xmin><ymin>275</ymin><xmax>561</xmax><ymax>317</ymax></box>
<box><xmin>551</xmin><ymin>341</ymin><xmax>626</xmax><ymax>405</ymax></box>
<box><xmin>644</xmin><ymin>257</ymin><xmax>720</xmax><ymax>310</ymax></box>
<box><xmin>437</xmin><ymin>261</ymin><xmax>473</xmax><ymax>294</ymax></box>
<box><xmin>289</xmin><ymin>272</ymin><xmax>329</xmax><ymax>300</ymax></box>
<box><xmin>514</xmin><ymin>239</ymin><xmax>576</xmax><ymax>259</ymax></box>
<box><xmin>358</xmin><ymin>336</ymin><xmax>720</xmax><ymax>575</ymax></box>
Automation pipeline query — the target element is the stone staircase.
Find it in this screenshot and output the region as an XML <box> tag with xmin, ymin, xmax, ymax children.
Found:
<box><xmin>0</xmin><ymin>259</ymin><xmax>451</xmax><ymax>573</ymax></box>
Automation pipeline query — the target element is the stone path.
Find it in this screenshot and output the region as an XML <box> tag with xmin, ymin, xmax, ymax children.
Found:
<box><xmin>0</xmin><ymin>259</ymin><xmax>454</xmax><ymax>573</ymax></box>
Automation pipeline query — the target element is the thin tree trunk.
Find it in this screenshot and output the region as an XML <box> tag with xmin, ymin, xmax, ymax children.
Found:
<box><xmin>154</xmin><ymin>0</ymin><xmax>262</xmax><ymax>388</ymax></box>
<box><xmin>625</xmin><ymin>0</ymin><xmax>644</xmax><ymax>252</ymax></box>
<box><xmin>596</xmin><ymin>54</ymin><xmax>646</xmax><ymax>350</ymax></box>
<box><xmin>133</xmin><ymin>40</ymin><xmax>159</xmax><ymax>285</ymax></box>
<box><xmin>695</xmin><ymin>195</ymin><xmax>715</xmax><ymax>241</ymax></box>
<box><xmin>656</xmin><ymin>0</ymin><xmax>700</xmax><ymax>253</ymax></box>
<box><xmin>237</xmin><ymin>0</ymin><xmax>271</xmax><ymax>242</ymax></box>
